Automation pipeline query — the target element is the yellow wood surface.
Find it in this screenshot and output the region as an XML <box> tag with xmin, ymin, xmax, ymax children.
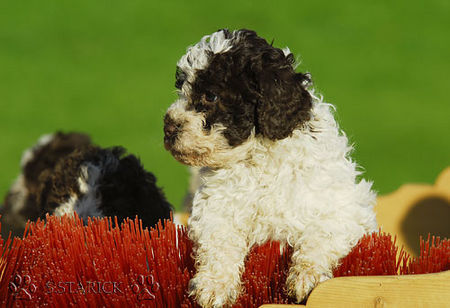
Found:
<box><xmin>306</xmin><ymin>270</ymin><xmax>450</xmax><ymax>308</ymax></box>
<box><xmin>375</xmin><ymin>167</ymin><xmax>450</xmax><ymax>256</ymax></box>
<box><xmin>260</xmin><ymin>270</ymin><xmax>450</xmax><ymax>308</ymax></box>
<box><xmin>260</xmin><ymin>305</ymin><xmax>305</xmax><ymax>308</ymax></box>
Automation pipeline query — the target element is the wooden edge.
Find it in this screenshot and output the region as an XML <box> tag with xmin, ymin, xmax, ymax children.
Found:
<box><xmin>436</xmin><ymin>166</ymin><xmax>450</xmax><ymax>191</ymax></box>
<box><xmin>259</xmin><ymin>305</ymin><xmax>305</xmax><ymax>308</ymax></box>
<box><xmin>259</xmin><ymin>271</ymin><xmax>450</xmax><ymax>307</ymax></box>
<box><xmin>306</xmin><ymin>270</ymin><xmax>450</xmax><ymax>307</ymax></box>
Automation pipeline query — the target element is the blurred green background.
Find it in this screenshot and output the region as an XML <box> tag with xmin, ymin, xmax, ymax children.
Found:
<box><xmin>0</xmin><ymin>0</ymin><xmax>449</xmax><ymax>210</ymax></box>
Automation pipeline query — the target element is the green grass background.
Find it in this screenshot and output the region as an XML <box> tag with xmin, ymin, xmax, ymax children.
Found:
<box><xmin>0</xmin><ymin>0</ymin><xmax>449</xmax><ymax>210</ymax></box>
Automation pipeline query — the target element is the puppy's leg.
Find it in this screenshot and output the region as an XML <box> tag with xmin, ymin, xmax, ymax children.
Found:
<box><xmin>286</xmin><ymin>223</ymin><xmax>365</xmax><ymax>302</ymax></box>
<box><xmin>188</xmin><ymin>215</ymin><xmax>250</xmax><ymax>308</ymax></box>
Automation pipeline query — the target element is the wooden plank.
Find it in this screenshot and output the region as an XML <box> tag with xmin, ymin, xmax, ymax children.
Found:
<box><xmin>260</xmin><ymin>305</ymin><xmax>305</xmax><ymax>308</ymax></box>
<box><xmin>259</xmin><ymin>271</ymin><xmax>450</xmax><ymax>307</ymax></box>
<box><xmin>305</xmin><ymin>270</ymin><xmax>450</xmax><ymax>308</ymax></box>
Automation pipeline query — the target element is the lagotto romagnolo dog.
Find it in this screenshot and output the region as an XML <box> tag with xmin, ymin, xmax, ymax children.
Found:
<box><xmin>164</xmin><ymin>29</ymin><xmax>377</xmax><ymax>307</ymax></box>
<box><xmin>1</xmin><ymin>132</ymin><xmax>172</xmax><ymax>238</ymax></box>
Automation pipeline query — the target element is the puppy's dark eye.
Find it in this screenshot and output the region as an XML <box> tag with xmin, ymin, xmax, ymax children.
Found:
<box><xmin>204</xmin><ymin>92</ymin><xmax>218</xmax><ymax>103</ymax></box>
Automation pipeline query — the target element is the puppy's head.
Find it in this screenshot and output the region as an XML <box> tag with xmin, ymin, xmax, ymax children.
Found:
<box><xmin>164</xmin><ymin>29</ymin><xmax>312</xmax><ymax>167</ymax></box>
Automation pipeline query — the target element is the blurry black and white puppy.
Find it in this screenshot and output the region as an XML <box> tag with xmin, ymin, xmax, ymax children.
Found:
<box><xmin>164</xmin><ymin>29</ymin><xmax>377</xmax><ymax>307</ymax></box>
<box><xmin>1</xmin><ymin>132</ymin><xmax>172</xmax><ymax>238</ymax></box>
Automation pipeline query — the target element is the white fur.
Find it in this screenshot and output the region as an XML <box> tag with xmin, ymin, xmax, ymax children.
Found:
<box><xmin>177</xmin><ymin>30</ymin><xmax>236</xmax><ymax>99</ymax></box>
<box><xmin>282</xmin><ymin>46</ymin><xmax>291</xmax><ymax>57</ymax></box>
<box><xmin>1</xmin><ymin>134</ymin><xmax>55</xmax><ymax>230</ymax></box>
<box><xmin>8</xmin><ymin>175</ymin><xmax>28</xmax><ymax>215</ymax></box>
<box><xmin>20</xmin><ymin>133</ymin><xmax>54</xmax><ymax>168</ymax></box>
<box><xmin>169</xmin><ymin>29</ymin><xmax>377</xmax><ymax>307</ymax></box>
<box><xmin>185</xmin><ymin>97</ymin><xmax>377</xmax><ymax>307</ymax></box>
<box><xmin>54</xmin><ymin>163</ymin><xmax>103</xmax><ymax>221</ymax></box>
<box><xmin>54</xmin><ymin>195</ymin><xmax>77</xmax><ymax>217</ymax></box>
<box><xmin>73</xmin><ymin>163</ymin><xmax>103</xmax><ymax>220</ymax></box>
<box><xmin>9</xmin><ymin>133</ymin><xmax>55</xmax><ymax>216</ymax></box>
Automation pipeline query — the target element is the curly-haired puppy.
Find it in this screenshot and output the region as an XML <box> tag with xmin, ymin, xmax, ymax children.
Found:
<box><xmin>164</xmin><ymin>29</ymin><xmax>377</xmax><ymax>307</ymax></box>
<box><xmin>1</xmin><ymin>132</ymin><xmax>172</xmax><ymax>238</ymax></box>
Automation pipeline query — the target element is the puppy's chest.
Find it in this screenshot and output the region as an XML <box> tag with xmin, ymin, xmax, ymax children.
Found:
<box><xmin>198</xmin><ymin>164</ymin><xmax>303</xmax><ymax>212</ymax></box>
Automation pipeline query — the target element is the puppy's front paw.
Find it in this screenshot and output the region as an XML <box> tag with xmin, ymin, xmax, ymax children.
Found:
<box><xmin>286</xmin><ymin>266</ymin><xmax>331</xmax><ymax>303</ymax></box>
<box><xmin>189</xmin><ymin>274</ymin><xmax>241</xmax><ymax>308</ymax></box>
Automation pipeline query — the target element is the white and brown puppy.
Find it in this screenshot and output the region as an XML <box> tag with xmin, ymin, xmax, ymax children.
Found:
<box><xmin>164</xmin><ymin>29</ymin><xmax>377</xmax><ymax>307</ymax></box>
<box><xmin>1</xmin><ymin>132</ymin><xmax>172</xmax><ymax>238</ymax></box>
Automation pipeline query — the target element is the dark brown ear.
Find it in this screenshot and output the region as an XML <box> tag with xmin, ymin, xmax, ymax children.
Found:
<box><xmin>255</xmin><ymin>52</ymin><xmax>312</xmax><ymax>140</ymax></box>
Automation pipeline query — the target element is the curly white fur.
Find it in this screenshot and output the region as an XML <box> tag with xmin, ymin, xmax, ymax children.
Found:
<box><xmin>185</xmin><ymin>96</ymin><xmax>377</xmax><ymax>306</ymax></box>
<box><xmin>167</xmin><ymin>29</ymin><xmax>377</xmax><ymax>307</ymax></box>
<box><xmin>177</xmin><ymin>30</ymin><xmax>234</xmax><ymax>93</ymax></box>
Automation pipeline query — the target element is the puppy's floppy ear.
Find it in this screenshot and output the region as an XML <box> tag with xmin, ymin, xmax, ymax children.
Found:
<box><xmin>255</xmin><ymin>51</ymin><xmax>312</xmax><ymax>140</ymax></box>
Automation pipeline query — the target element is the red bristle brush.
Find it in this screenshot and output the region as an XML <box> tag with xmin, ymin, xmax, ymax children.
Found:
<box><xmin>0</xmin><ymin>214</ymin><xmax>449</xmax><ymax>307</ymax></box>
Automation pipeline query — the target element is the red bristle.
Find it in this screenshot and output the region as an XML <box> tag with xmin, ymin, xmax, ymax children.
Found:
<box><xmin>403</xmin><ymin>235</ymin><xmax>450</xmax><ymax>275</ymax></box>
<box><xmin>333</xmin><ymin>230</ymin><xmax>404</xmax><ymax>277</ymax></box>
<box><xmin>0</xmin><ymin>215</ymin><xmax>449</xmax><ymax>307</ymax></box>
<box><xmin>232</xmin><ymin>242</ymin><xmax>293</xmax><ymax>307</ymax></box>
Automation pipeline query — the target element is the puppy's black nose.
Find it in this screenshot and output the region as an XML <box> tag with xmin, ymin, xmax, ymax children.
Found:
<box><xmin>164</xmin><ymin>121</ymin><xmax>178</xmax><ymax>136</ymax></box>
<box><xmin>164</xmin><ymin>115</ymin><xmax>182</xmax><ymax>150</ymax></box>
